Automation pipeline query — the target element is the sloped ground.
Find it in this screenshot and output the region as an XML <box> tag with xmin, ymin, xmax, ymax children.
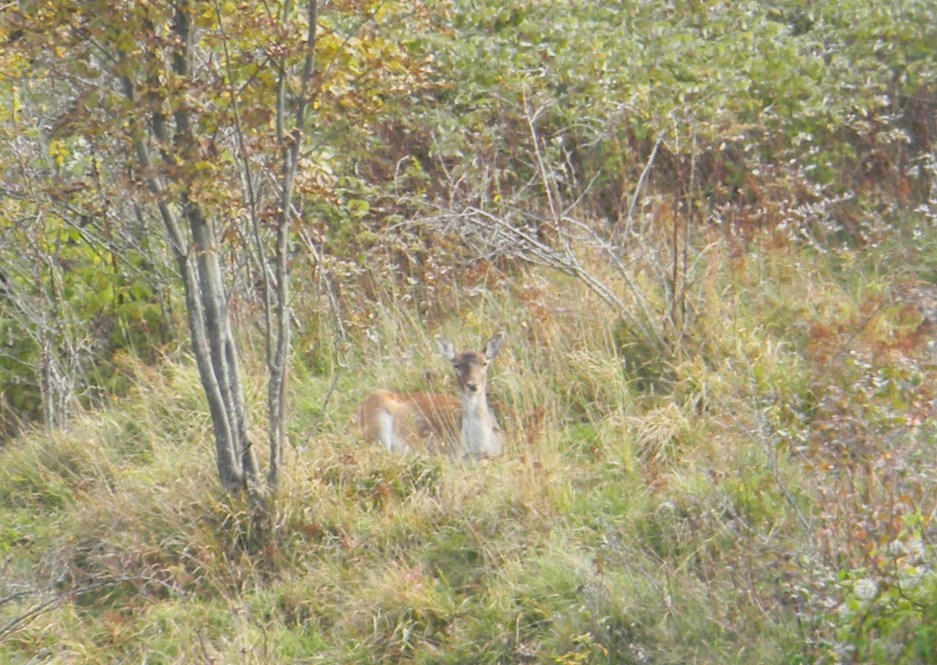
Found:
<box><xmin>2</xmin><ymin>228</ymin><xmax>935</xmax><ymax>664</ymax></box>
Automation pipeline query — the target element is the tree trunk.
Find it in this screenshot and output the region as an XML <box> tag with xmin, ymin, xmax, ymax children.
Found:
<box><xmin>118</xmin><ymin>4</ymin><xmax>264</xmax><ymax>502</ymax></box>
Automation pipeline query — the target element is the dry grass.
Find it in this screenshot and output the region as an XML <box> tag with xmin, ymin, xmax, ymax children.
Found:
<box><xmin>2</xmin><ymin>231</ymin><xmax>936</xmax><ymax>663</ymax></box>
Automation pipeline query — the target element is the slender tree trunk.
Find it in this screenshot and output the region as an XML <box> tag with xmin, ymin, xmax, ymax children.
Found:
<box><xmin>172</xmin><ymin>2</ymin><xmax>260</xmax><ymax>499</ymax></box>
<box><xmin>185</xmin><ymin>199</ymin><xmax>260</xmax><ymax>493</ymax></box>
<box><xmin>113</xmin><ymin>0</ymin><xmax>320</xmax><ymax>503</ymax></box>
<box><xmin>266</xmin><ymin>0</ymin><xmax>318</xmax><ymax>493</ymax></box>
<box><xmin>118</xmin><ymin>4</ymin><xmax>263</xmax><ymax>500</ymax></box>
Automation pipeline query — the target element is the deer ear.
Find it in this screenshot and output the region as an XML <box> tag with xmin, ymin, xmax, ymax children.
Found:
<box><xmin>485</xmin><ymin>331</ymin><xmax>507</xmax><ymax>360</ymax></box>
<box><xmin>435</xmin><ymin>335</ymin><xmax>456</xmax><ymax>361</ymax></box>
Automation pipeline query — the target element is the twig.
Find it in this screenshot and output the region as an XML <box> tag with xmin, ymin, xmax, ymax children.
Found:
<box><xmin>0</xmin><ymin>576</ymin><xmax>179</xmax><ymax>643</ymax></box>
<box><xmin>623</xmin><ymin>138</ymin><xmax>661</xmax><ymax>240</ymax></box>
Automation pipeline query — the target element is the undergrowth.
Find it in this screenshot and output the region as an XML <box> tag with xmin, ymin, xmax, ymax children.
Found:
<box><xmin>2</xmin><ymin>228</ymin><xmax>936</xmax><ymax>664</ymax></box>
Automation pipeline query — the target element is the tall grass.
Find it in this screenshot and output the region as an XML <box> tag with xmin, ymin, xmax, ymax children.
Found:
<box><xmin>3</xmin><ymin>227</ymin><xmax>936</xmax><ymax>663</ymax></box>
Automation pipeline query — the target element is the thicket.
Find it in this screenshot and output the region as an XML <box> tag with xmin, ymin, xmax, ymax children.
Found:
<box><xmin>1</xmin><ymin>0</ymin><xmax>936</xmax><ymax>662</ymax></box>
<box><xmin>3</xmin><ymin>0</ymin><xmax>935</xmax><ymax>430</ymax></box>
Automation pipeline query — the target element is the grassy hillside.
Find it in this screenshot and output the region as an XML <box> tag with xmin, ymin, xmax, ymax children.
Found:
<box><xmin>2</xmin><ymin>0</ymin><xmax>937</xmax><ymax>662</ymax></box>
<box><xmin>2</xmin><ymin>227</ymin><xmax>935</xmax><ymax>663</ymax></box>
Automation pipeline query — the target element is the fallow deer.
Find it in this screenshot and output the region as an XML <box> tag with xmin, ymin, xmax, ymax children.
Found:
<box><xmin>358</xmin><ymin>332</ymin><xmax>507</xmax><ymax>458</ymax></box>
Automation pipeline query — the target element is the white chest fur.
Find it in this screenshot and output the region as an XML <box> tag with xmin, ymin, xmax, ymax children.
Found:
<box><xmin>461</xmin><ymin>395</ymin><xmax>502</xmax><ymax>457</ymax></box>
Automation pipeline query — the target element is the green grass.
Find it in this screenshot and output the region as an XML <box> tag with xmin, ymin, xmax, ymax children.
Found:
<box><xmin>2</xmin><ymin>233</ymin><xmax>936</xmax><ymax>664</ymax></box>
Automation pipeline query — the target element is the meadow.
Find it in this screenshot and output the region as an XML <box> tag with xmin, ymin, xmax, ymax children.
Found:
<box><xmin>1</xmin><ymin>1</ymin><xmax>936</xmax><ymax>662</ymax></box>
<box><xmin>3</xmin><ymin>228</ymin><xmax>936</xmax><ymax>662</ymax></box>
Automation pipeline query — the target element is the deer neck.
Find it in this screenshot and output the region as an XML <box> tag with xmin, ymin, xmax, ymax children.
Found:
<box><xmin>459</xmin><ymin>389</ymin><xmax>500</xmax><ymax>457</ymax></box>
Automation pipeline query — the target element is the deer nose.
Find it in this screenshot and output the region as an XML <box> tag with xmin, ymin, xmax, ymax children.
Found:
<box><xmin>466</xmin><ymin>382</ymin><xmax>478</xmax><ymax>392</ymax></box>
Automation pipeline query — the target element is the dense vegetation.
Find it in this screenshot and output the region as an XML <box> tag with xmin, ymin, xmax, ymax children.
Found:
<box><xmin>2</xmin><ymin>0</ymin><xmax>936</xmax><ymax>662</ymax></box>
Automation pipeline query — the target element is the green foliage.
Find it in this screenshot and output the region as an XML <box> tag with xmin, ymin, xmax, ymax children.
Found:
<box><xmin>824</xmin><ymin>528</ymin><xmax>937</xmax><ymax>664</ymax></box>
<box><xmin>373</xmin><ymin>0</ymin><xmax>936</xmax><ymax>238</ymax></box>
<box><xmin>0</xmin><ymin>189</ymin><xmax>175</xmax><ymax>434</ymax></box>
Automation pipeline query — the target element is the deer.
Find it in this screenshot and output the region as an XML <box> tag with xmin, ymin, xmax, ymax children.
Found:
<box><xmin>357</xmin><ymin>332</ymin><xmax>507</xmax><ymax>458</ymax></box>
